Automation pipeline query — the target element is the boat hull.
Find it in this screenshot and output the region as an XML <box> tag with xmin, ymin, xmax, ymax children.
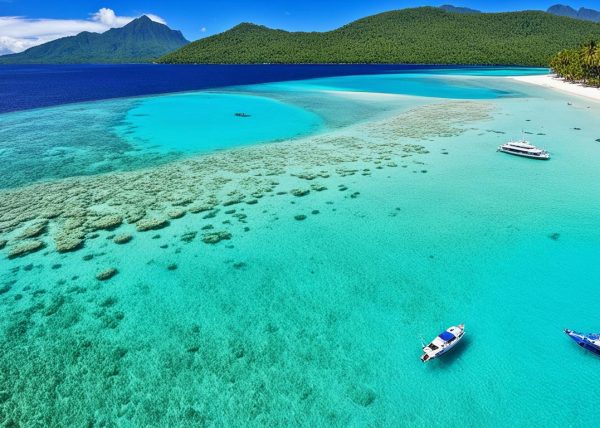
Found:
<box><xmin>421</xmin><ymin>324</ymin><xmax>465</xmax><ymax>362</ymax></box>
<box><xmin>564</xmin><ymin>329</ymin><xmax>600</xmax><ymax>356</ymax></box>
<box><xmin>421</xmin><ymin>341</ymin><xmax>460</xmax><ymax>362</ymax></box>
<box><xmin>497</xmin><ymin>148</ymin><xmax>550</xmax><ymax>160</ymax></box>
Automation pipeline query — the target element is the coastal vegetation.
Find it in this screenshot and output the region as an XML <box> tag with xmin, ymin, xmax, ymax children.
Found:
<box><xmin>158</xmin><ymin>7</ymin><xmax>600</xmax><ymax>66</ymax></box>
<box><xmin>550</xmin><ymin>41</ymin><xmax>600</xmax><ymax>85</ymax></box>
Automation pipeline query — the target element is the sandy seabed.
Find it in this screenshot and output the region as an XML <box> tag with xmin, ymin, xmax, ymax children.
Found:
<box><xmin>3</xmin><ymin>71</ymin><xmax>600</xmax><ymax>426</ymax></box>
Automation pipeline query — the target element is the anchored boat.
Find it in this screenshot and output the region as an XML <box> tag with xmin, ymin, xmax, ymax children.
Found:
<box><xmin>497</xmin><ymin>140</ymin><xmax>550</xmax><ymax>160</ymax></box>
<box><xmin>564</xmin><ymin>329</ymin><xmax>600</xmax><ymax>356</ymax></box>
<box><xmin>420</xmin><ymin>324</ymin><xmax>465</xmax><ymax>362</ymax></box>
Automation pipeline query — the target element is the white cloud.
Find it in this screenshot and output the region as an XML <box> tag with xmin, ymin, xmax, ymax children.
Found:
<box><xmin>91</xmin><ymin>8</ymin><xmax>134</xmax><ymax>27</ymax></box>
<box><xmin>0</xmin><ymin>8</ymin><xmax>166</xmax><ymax>55</ymax></box>
<box><xmin>200</xmin><ymin>27</ymin><xmax>207</xmax><ymax>33</ymax></box>
<box><xmin>91</xmin><ymin>8</ymin><xmax>166</xmax><ymax>27</ymax></box>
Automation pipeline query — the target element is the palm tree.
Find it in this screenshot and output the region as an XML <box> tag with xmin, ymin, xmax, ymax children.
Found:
<box><xmin>551</xmin><ymin>42</ymin><xmax>600</xmax><ymax>85</ymax></box>
<box><xmin>590</xmin><ymin>43</ymin><xmax>600</xmax><ymax>80</ymax></box>
<box><xmin>580</xmin><ymin>41</ymin><xmax>600</xmax><ymax>83</ymax></box>
<box><xmin>550</xmin><ymin>49</ymin><xmax>574</xmax><ymax>80</ymax></box>
<box><xmin>579</xmin><ymin>40</ymin><xmax>597</xmax><ymax>67</ymax></box>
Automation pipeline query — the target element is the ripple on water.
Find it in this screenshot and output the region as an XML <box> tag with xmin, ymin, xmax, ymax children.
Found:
<box><xmin>0</xmin><ymin>99</ymin><xmax>512</xmax><ymax>426</ymax></box>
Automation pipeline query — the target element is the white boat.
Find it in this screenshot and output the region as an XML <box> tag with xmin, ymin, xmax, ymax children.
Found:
<box><xmin>497</xmin><ymin>140</ymin><xmax>550</xmax><ymax>160</ymax></box>
<box><xmin>420</xmin><ymin>324</ymin><xmax>465</xmax><ymax>362</ymax></box>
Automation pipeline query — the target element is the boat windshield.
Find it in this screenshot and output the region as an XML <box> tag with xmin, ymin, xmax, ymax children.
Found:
<box><xmin>428</xmin><ymin>343</ymin><xmax>439</xmax><ymax>350</ymax></box>
<box><xmin>439</xmin><ymin>331</ymin><xmax>456</xmax><ymax>342</ymax></box>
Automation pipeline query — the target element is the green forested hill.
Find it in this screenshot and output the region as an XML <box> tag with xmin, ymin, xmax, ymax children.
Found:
<box><xmin>0</xmin><ymin>16</ymin><xmax>189</xmax><ymax>64</ymax></box>
<box><xmin>158</xmin><ymin>7</ymin><xmax>600</xmax><ymax>66</ymax></box>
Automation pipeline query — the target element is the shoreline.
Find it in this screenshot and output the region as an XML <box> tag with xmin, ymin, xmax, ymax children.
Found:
<box><xmin>510</xmin><ymin>74</ymin><xmax>600</xmax><ymax>103</ymax></box>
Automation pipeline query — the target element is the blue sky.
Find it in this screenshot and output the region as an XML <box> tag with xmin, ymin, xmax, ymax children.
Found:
<box><xmin>1</xmin><ymin>1</ymin><xmax>599</xmax><ymax>54</ymax></box>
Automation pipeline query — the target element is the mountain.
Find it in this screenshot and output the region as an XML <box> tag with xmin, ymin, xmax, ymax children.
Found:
<box><xmin>547</xmin><ymin>4</ymin><xmax>600</xmax><ymax>22</ymax></box>
<box><xmin>158</xmin><ymin>7</ymin><xmax>600</xmax><ymax>66</ymax></box>
<box><xmin>0</xmin><ymin>16</ymin><xmax>189</xmax><ymax>64</ymax></box>
<box><xmin>439</xmin><ymin>5</ymin><xmax>481</xmax><ymax>14</ymax></box>
<box><xmin>547</xmin><ymin>4</ymin><xmax>578</xmax><ymax>18</ymax></box>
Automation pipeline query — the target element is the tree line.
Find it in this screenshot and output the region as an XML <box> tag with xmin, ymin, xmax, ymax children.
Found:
<box><xmin>550</xmin><ymin>41</ymin><xmax>600</xmax><ymax>86</ymax></box>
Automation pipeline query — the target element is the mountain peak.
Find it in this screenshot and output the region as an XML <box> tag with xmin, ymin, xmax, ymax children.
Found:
<box><xmin>0</xmin><ymin>15</ymin><xmax>188</xmax><ymax>64</ymax></box>
<box><xmin>136</xmin><ymin>15</ymin><xmax>153</xmax><ymax>22</ymax></box>
<box><xmin>548</xmin><ymin>4</ymin><xmax>577</xmax><ymax>14</ymax></box>
<box><xmin>123</xmin><ymin>15</ymin><xmax>162</xmax><ymax>28</ymax></box>
<box><xmin>547</xmin><ymin>4</ymin><xmax>600</xmax><ymax>22</ymax></box>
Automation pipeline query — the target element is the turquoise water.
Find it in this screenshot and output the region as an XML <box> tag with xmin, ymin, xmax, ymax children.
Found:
<box><xmin>424</xmin><ymin>66</ymin><xmax>550</xmax><ymax>76</ymax></box>
<box><xmin>0</xmin><ymin>70</ymin><xmax>543</xmax><ymax>189</ymax></box>
<box><xmin>1</xmin><ymin>68</ymin><xmax>600</xmax><ymax>426</ymax></box>
<box><xmin>116</xmin><ymin>92</ymin><xmax>324</xmax><ymax>153</ymax></box>
<box><xmin>0</xmin><ymin>92</ymin><xmax>322</xmax><ymax>189</ymax></box>
<box><xmin>240</xmin><ymin>73</ymin><xmax>517</xmax><ymax>99</ymax></box>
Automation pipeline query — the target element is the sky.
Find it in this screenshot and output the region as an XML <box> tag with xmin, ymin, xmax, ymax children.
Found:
<box><xmin>1</xmin><ymin>1</ymin><xmax>600</xmax><ymax>54</ymax></box>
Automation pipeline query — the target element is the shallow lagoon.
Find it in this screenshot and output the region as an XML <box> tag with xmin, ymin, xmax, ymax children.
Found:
<box><xmin>1</xmin><ymin>68</ymin><xmax>599</xmax><ymax>426</ymax></box>
<box><xmin>116</xmin><ymin>92</ymin><xmax>324</xmax><ymax>154</ymax></box>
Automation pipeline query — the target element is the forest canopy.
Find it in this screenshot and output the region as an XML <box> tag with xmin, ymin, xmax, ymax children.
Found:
<box><xmin>159</xmin><ymin>8</ymin><xmax>600</xmax><ymax>66</ymax></box>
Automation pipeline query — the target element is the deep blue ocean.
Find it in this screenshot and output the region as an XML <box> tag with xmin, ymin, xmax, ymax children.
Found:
<box><xmin>0</xmin><ymin>64</ymin><xmax>544</xmax><ymax>113</ymax></box>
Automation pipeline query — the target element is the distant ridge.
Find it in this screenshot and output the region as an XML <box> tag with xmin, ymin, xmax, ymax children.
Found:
<box><xmin>547</xmin><ymin>4</ymin><xmax>600</xmax><ymax>22</ymax></box>
<box><xmin>439</xmin><ymin>5</ymin><xmax>481</xmax><ymax>14</ymax></box>
<box><xmin>0</xmin><ymin>16</ymin><xmax>189</xmax><ymax>64</ymax></box>
<box><xmin>158</xmin><ymin>7</ymin><xmax>600</xmax><ymax>66</ymax></box>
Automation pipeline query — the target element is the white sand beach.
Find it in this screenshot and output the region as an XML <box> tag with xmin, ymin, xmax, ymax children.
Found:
<box><xmin>511</xmin><ymin>74</ymin><xmax>600</xmax><ymax>102</ymax></box>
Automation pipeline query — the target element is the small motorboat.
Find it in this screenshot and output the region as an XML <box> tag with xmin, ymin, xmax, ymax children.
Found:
<box><xmin>420</xmin><ymin>324</ymin><xmax>465</xmax><ymax>362</ymax></box>
<box><xmin>564</xmin><ymin>329</ymin><xmax>600</xmax><ymax>356</ymax></box>
<box><xmin>497</xmin><ymin>139</ymin><xmax>550</xmax><ymax>160</ymax></box>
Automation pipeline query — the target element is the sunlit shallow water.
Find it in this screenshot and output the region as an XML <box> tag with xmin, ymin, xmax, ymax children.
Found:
<box><xmin>1</xmin><ymin>68</ymin><xmax>599</xmax><ymax>427</ymax></box>
<box><xmin>0</xmin><ymin>70</ymin><xmax>534</xmax><ymax>189</ymax></box>
<box><xmin>115</xmin><ymin>92</ymin><xmax>324</xmax><ymax>154</ymax></box>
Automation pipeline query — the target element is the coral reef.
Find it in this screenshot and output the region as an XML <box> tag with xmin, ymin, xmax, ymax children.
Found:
<box><xmin>0</xmin><ymin>95</ymin><xmax>555</xmax><ymax>427</ymax></box>
<box><xmin>54</xmin><ymin>231</ymin><xmax>84</xmax><ymax>253</ymax></box>
<box><xmin>180</xmin><ymin>231</ymin><xmax>197</xmax><ymax>243</ymax></box>
<box><xmin>18</xmin><ymin>220</ymin><xmax>48</xmax><ymax>239</ymax></box>
<box><xmin>7</xmin><ymin>240</ymin><xmax>45</xmax><ymax>259</ymax></box>
<box><xmin>136</xmin><ymin>219</ymin><xmax>169</xmax><ymax>232</ymax></box>
<box><xmin>96</xmin><ymin>268</ymin><xmax>118</xmax><ymax>281</ymax></box>
<box><xmin>113</xmin><ymin>234</ymin><xmax>133</xmax><ymax>244</ymax></box>
<box><xmin>202</xmin><ymin>231</ymin><xmax>232</xmax><ymax>244</ymax></box>
<box><xmin>290</xmin><ymin>189</ymin><xmax>310</xmax><ymax>197</ymax></box>
<box><xmin>0</xmin><ymin>101</ymin><xmax>492</xmax><ymax>260</ymax></box>
<box><xmin>188</xmin><ymin>204</ymin><xmax>215</xmax><ymax>214</ymax></box>
<box><xmin>92</xmin><ymin>215</ymin><xmax>123</xmax><ymax>231</ymax></box>
<box><xmin>167</xmin><ymin>210</ymin><xmax>186</xmax><ymax>219</ymax></box>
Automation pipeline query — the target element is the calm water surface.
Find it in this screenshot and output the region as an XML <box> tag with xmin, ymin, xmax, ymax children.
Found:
<box><xmin>0</xmin><ymin>66</ymin><xmax>598</xmax><ymax>427</ymax></box>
